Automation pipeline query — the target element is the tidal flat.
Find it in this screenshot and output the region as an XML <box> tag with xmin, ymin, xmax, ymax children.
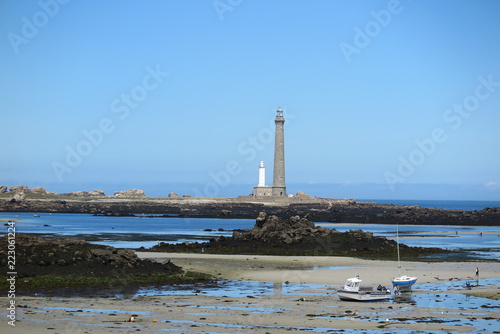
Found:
<box><xmin>2</xmin><ymin>254</ymin><xmax>499</xmax><ymax>333</ymax></box>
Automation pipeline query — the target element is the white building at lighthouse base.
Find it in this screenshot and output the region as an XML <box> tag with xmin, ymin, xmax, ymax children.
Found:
<box><xmin>253</xmin><ymin>161</ymin><xmax>272</xmax><ymax>197</ymax></box>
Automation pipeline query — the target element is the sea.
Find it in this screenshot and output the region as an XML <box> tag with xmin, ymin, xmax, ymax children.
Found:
<box><xmin>1</xmin><ymin>199</ymin><xmax>499</xmax><ymax>259</ymax></box>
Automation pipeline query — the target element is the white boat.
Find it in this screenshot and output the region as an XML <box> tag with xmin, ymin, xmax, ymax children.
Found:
<box><xmin>391</xmin><ymin>224</ymin><xmax>417</xmax><ymax>292</ymax></box>
<box><xmin>392</xmin><ymin>275</ymin><xmax>418</xmax><ymax>292</ymax></box>
<box><xmin>337</xmin><ymin>276</ymin><xmax>391</xmax><ymax>301</ymax></box>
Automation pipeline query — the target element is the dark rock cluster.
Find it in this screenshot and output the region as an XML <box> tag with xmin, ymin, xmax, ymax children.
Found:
<box><xmin>229</xmin><ymin>212</ymin><xmax>403</xmax><ymax>254</ymax></box>
<box><xmin>155</xmin><ymin>212</ymin><xmax>442</xmax><ymax>257</ymax></box>
<box><xmin>234</xmin><ymin>212</ymin><xmax>332</xmax><ymax>245</ymax></box>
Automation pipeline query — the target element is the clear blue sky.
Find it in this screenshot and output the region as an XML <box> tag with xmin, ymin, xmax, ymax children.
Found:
<box><xmin>1</xmin><ymin>0</ymin><xmax>499</xmax><ymax>200</ymax></box>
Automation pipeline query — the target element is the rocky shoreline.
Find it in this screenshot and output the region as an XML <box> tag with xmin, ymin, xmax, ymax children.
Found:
<box><xmin>1</xmin><ymin>192</ymin><xmax>499</xmax><ymax>225</ymax></box>
<box><xmin>0</xmin><ymin>234</ymin><xmax>211</xmax><ymax>290</ymax></box>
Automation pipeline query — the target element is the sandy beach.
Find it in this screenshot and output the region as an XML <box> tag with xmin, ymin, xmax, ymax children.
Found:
<box><xmin>2</xmin><ymin>253</ymin><xmax>499</xmax><ymax>333</ymax></box>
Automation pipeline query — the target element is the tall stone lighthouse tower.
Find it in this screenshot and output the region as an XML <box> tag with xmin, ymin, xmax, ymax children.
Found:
<box><xmin>272</xmin><ymin>107</ymin><xmax>286</xmax><ymax>196</ymax></box>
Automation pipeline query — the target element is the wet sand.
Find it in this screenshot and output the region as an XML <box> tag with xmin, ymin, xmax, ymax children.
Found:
<box><xmin>2</xmin><ymin>253</ymin><xmax>499</xmax><ymax>333</ymax></box>
<box><xmin>138</xmin><ymin>252</ymin><xmax>500</xmax><ymax>286</ymax></box>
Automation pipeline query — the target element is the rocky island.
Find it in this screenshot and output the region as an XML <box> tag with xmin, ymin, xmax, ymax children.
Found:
<box><xmin>1</xmin><ymin>185</ymin><xmax>499</xmax><ymax>225</ymax></box>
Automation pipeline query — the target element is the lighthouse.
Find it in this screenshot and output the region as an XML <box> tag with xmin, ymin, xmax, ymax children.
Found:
<box><xmin>253</xmin><ymin>160</ymin><xmax>271</xmax><ymax>196</ymax></box>
<box><xmin>252</xmin><ymin>107</ymin><xmax>287</xmax><ymax>197</ymax></box>
<box><xmin>258</xmin><ymin>161</ymin><xmax>266</xmax><ymax>187</ymax></box>
<box><xmin>272</xmin><ymin>107</ymin><xmax>286</xmax><ymax>196</ymax></box>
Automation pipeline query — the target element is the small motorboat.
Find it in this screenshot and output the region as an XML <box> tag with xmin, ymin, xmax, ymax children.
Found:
<box><xmin>337</xmin><ymin>276</ymin><xmax>391</xmax><ymax>301</ymax></box>
<box><xmin>392</xmin><ymin>275</ymin><xmax>418</xmax><ymax>292</ymax></box>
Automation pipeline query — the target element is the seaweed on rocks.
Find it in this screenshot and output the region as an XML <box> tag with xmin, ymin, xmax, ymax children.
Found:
<box><xmin>0</xmin><ymin>234</ymin><xmax>212</xmax><ymax>289</ymax></box>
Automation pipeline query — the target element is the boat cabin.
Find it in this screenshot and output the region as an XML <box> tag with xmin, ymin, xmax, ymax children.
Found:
<box><xmin>343</xmin><ymin>277</ymin><xmax>362</xmax><ymax>291</ymax></box>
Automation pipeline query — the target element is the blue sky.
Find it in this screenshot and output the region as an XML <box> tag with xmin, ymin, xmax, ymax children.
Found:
<box><xmin>1</xmin><ymin>0</ymin><xmax>499</xmax><ymax>200</ymax></box>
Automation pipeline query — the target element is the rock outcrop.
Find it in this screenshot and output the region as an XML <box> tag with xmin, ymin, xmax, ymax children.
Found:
<box><xmin>233</xmin><ymin>212</ymin><xmax>378</xmax><ymax>248</ymax></box>
<box><xmin>13</xmin><ymin>193</ymin><xmax>26</xmax><ymax>202</ymax></box>
<box><xmin>10</xmin><ymin>185</ymin><xmax>28</xmax><ymax>193</ymax></box>
<box><xmin>0</xmin><ymin>186</ymin><xmax>57</xmax><ymax>196</ymax></box>
<box><xmin>114</xmin><ymin>189</ymin><xmax>146</xmax><ymax>197</ymax></box>
<box><xmin>89</xmin><ymin>189</ymin><xmax>105</xmax><ymax>197</ymax></box>
<box><xmin>168</xmin><ymin>192</ymin><xmax>180</xmax><ymax>198</ymax></box>
<box><xmin>28</xmin><ymin>187</ymin><xmax>47</xmax><ymax>195</ymax></box>
<box><xmin>243</xmin><ymin>212</ymin><xmax>321</xmax><ymax>244</ymax></box>
<box><xmin>61</xmin><ymin>190</ymin><xmax>105</xmax><ymax>197</ymax></box>
<box><xmin>154</xmin><ymin>212</ymin><xmax>444</xmax><ymax>257</ymax></box>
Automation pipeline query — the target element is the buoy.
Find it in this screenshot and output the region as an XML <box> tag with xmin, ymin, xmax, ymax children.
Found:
<box><xmin>153</xmin><ymin>319</ymin><xmax>157</xmax><ymax>322</ymax></box>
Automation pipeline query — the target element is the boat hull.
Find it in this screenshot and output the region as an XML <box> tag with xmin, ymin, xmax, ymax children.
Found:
<box><xmin>337</xmin><ymin>290</ymin><xmax>391</xmax><ymax>302</ymax></box>
<box><xmin>392</xmin><ymin>276</ymin><xmax>417</xmax><ymax>292</ymax></box>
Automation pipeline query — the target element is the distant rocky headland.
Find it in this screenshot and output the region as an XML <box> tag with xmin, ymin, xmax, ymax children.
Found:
<box><xmin>1</xmin><ymin>185</ymin><xmax>499</xmax><ymax>226</ymax></box>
